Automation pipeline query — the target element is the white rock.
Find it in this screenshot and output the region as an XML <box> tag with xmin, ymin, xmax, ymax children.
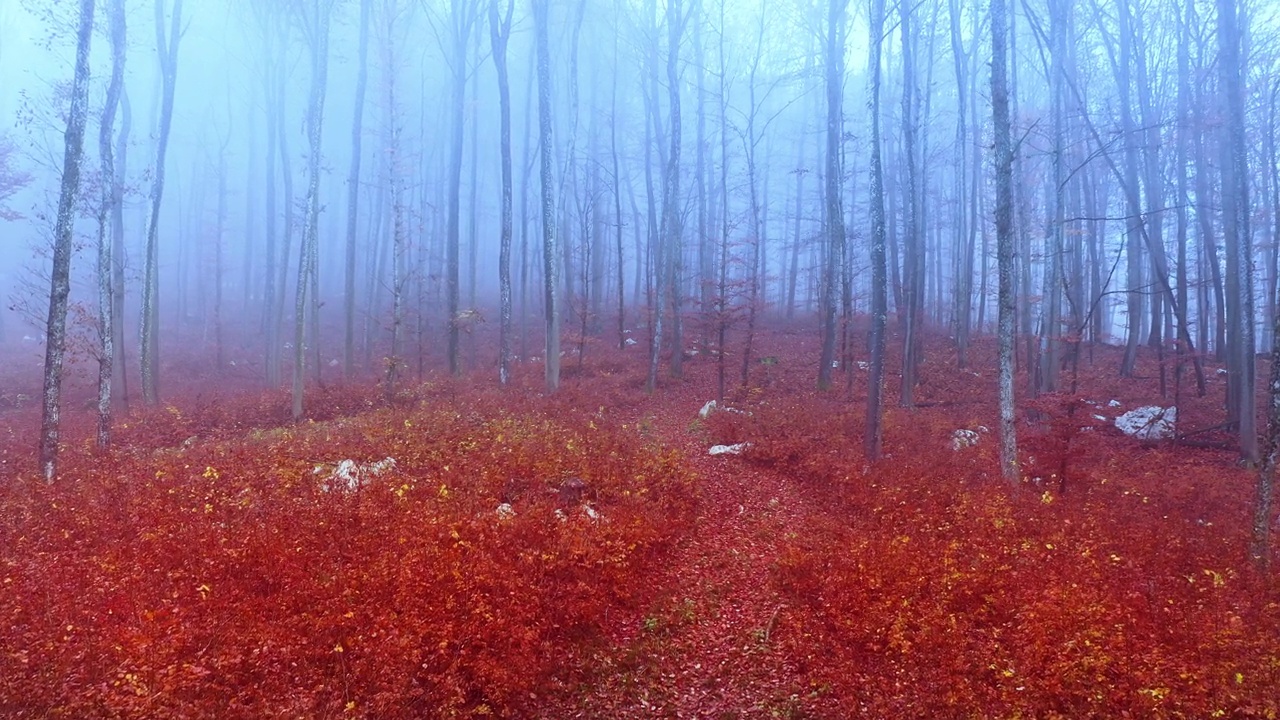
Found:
<box><xmin>582</xmin><ymin>505</ymin><xmax>600</xmax><ymax>521</ymax></box>
<box><xmin>496</xmin><ymin>503</ymin><xmax>516</xmax><ymax>520</ymax></box>
<box><xmin>1107</xmin><ymin>399</ymin><xmax>1122</xmax><ymax>408</ymax></box>
<box><xmin>316</xmin><ymin>457</ymin><xmax>398</xmax><ymax>493</ymax></box>
<box><xmin>1114</xmin><ymin>406</ymin><xmax>1177</xmax><ymax>440</ymax></box>
<box><xmin>625</xmin><ymin>337</ymin><xmax>637</xmax><ymax>346</ymax></box>
<box><xmin>856</xmin><ymin>361</ymin><xmax>869</xmax><ymax>370</ymax></box>
<box><xmin>699</xmin><ymin>400</ymin><xmax>718</xmax><ymax>419</ymax></box>
<box><xmin>708</xmin><ymin>443</ymin><xmax>750</xmax><ymax>456</ymax></box>
<box><xmin>951</xmin><ymin>429</ymin><xmax>981</xmax><ymax>451</ymax></box>
<box><xmin>328</xmin><ymin>358</ymin><xmax>340</xmax><ymax>367</ymax></box>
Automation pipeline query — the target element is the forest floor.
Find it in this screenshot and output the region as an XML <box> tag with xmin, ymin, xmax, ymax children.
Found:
<box><xmin>1</xmin><ymin>322</ymin><xmax>1279</xmax><ymax>718</ymax></box>
<box><xmin>535</xmin><ymin>394</ymin><xmax>839</xmax><ymax>718</ymax></box>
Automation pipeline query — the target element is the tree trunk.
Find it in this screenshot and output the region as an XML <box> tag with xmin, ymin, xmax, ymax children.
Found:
<box><xmin>39</xmin><ymin>0</ymin><xmax>96</xmax><ymax>482</ymax></box>
<box><xmin>817</xmin><ymin>0</ymin><xmax>847</xmax><ymax>391</ymax></box>
<box><xmin>292</xmin><ymin>1</ymin><xmax>330</xmax><ymax>421</ymax></box>
<box><xmin>344</xmin><ymin>0</ymin><xmax>370</xmax><ymax>379</ymax></box>
<box><xmin>140</xmin><ymin>0</ymin><xmax>183</xmax><ymax>406</ymax></box>
<box><xmin>491</xmin><ymin>0</ymin><xmax>514</xmax><ymax>384</ymax></box>
<box><xmin>533</xmin><ymin>0</ymin><xmax>561</xmax><ymax>393</ymax></box>
<box><xmin>1217</xmin><ymin>0</ymin><xmax>1257</xmax><ymax>462</ymax></box>
<box><xmin>95</xmin><ymin>0</ymin><xmax>126</xmax><ymax>450</ymax></box>
<box><xmin>992</xmin><ymin>0</ymin><xmax>1019</xmax><ymax>484</ymax></box>
<box><xmin>866</xmin><ymin>0</ymin><xmax>888</xmax><ymax>461</ymax></box>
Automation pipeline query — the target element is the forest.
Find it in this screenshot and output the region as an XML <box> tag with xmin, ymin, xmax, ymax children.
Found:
<box><xmin>1</xmin><ymin>0</ymin><xmax>1279</xmax><ymax>716</ymax></box>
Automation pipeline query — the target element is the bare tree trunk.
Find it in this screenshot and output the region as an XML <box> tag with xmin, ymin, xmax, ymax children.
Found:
<box><xmin>866</xmin><ymin>0</ymin><xmax>888</xmax><ymax>461</ymax></box>
<box><xmin>611</xmin><ymin>7</ymin><xmax>626</xmax><ymax>351</ymax></box>
<box><xmin>491</xmin><ymin>0</ymin><xmax>514</xmax><ymax>384</ymax></box>
<box><xmin>817</xmin><ymin>0</ymin><xmax>847</xmax><ymax>391</ymax></box>
<box><xmin>664</xmin><ymin>0</ymin><xmax>685</xmax><ymax>380</ymax></box>
<box><xmin>533</xmin><ymin>0</ymin><xmax>560</xmax><ymax>393</ymax></box>
<box><xmin>1217</xmin><ymin>0</ymin><xmax>1257</xmax><ymax>462</ymax></box>
<box><xmin>140</xmin><ymin>0</ymin><xmax>183</xmax><ymax>406</ymax></box>
<box><xmin>292</xmin><ymin>0</ymin><xmax>331</xmax><ymax>421</ymax></box>
<box><xmin>95</xmin><ymin>0</ymin><xmax>126</xmax><ymax>450</ymax></box>
<box><xmin>898</xmin><ymin>0</ymin><xmax>922</xmax><ymax>406</ymax></box>
<box><xmin>992</xmin><ymin>0</ymin><xmax>1019</xmax><ymax>484</ymax></box>
<box><xmin>344</xmin><ymin>0</ymin><xmax>370</xmax><ymax>379</ymax></box>
<box><xmin>109</xmin><ymin>88</ymin><xmax>132</xmax><ymax>410</ymax></box>
<box><xmin>39</xmin><ymin>0</ymin><xmax>96</xmax><ymax>482</ymax></box>
<box><xmin>445</xmin><ymin>0</ymin><xmax>476</xmax><ymax>375</ymax></box>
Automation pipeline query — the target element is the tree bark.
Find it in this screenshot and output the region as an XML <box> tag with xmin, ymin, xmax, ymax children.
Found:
<box><xmin>533</xmin><ymin>0</ymin><xmax>561</xmax><ymax>393</ymax></box>
<box><xmin>344</xmin><ymin>0</ymin><xmax>370</xmax><ymax>379</ymax></box>
<box><xmin>992</xmin><ymin>0</ymin><xmax>1019</xmax><ymax>484</ymax></box>
<box><xmin>491</xmin><ymin>0</ymin><xmax>515</xmax><ymax>385</ymax></box>
<box><xmin>817</xmin><ymin>0</ymin><xmax>847</xmax><ymax>391</ymax></box>
<box><xmin>866</xmin><ymin>0</ymin><xmax>888</xmax><ymax>461</ymax></box>
<box><xmin>140</xmin><ymin>0</ymin><xmax>183</xmax><ymax>406</ymax></box>
<box><xmin>39</xmin><ymin>0</ymin><xmax>96</xmax><ymax>482</ymax></box>
<box><xmin>95</xmin><ymin>0</ymin><xmax>126</xmax><ymax>450</ymax></box>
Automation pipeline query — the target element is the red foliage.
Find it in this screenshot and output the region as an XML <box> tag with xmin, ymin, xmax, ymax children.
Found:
<box><xmin>0</xmin><ymin>385</ymin><xmax>696</xmax><ymax>718</ymax></box>
<box><xmin>2</xmin><ymin>324</ymin><xmax>1278</xmax><ymax>718</ymax></box>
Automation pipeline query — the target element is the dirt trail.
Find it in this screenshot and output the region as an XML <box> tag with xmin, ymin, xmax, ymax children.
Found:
<box><xmin>540</xmin><ymin>403</ymin><xmax>835</xmax><ymax>718</ymax></box>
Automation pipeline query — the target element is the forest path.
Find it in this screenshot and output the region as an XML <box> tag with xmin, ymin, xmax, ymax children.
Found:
<box><xmin>539</xmin><ymin>397</ymin><xmax>837</xmax><ymax>718</ymax></box>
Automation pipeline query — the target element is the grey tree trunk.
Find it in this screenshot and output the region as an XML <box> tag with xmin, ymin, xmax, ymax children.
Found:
<box><xmin>292</xmin><ymin>1</ymin><xmax>331</xmax><ymax>421</ymax></box>
<box><xmin>866</xmin><ymin>0</ymin><xmax>888</xmax><ymax>461</ymax></box>
<box><xmin>992</xmin><ymin>0</ymin><xmax>1019</xmax><ymax>484</ymax></box>
<box><xmin>111</xmin><ymin>90</ymin><xmax>131</xmax><ymax>411</ymax></box>
<box><xmin>445</xmin><ymin>0</ymin><xmax>475</xmax><ymax>375</ymax></box>
<box><xmin>533</xmin><ymin>0</ymin><xmax>561</xmax><ymax>393</ymax></box>
<box><xmin>898</xmin><ymin>0</ymin><xmax>922</xmax><ymax>407</ymax></box>
<box><xmin>344</xmin><ymin>0</ymin><xmax>370</xmax><ymax>379</ymax></box>
<box><xmin>95</xmin><ymin>0</ymin><xmax>126</xmax><ymax>450</ymax></box>
<box><xmin>140</xmin><ymin>0</ymin><xmax>183</xmax><ymax>406</ymax></box>
<box><xmin>1217</xmin><ymin>0</ymin><xmax>1257</xmax><ymax>462</ymax></box>
<box><xmin>491</xmin><ymin>0</ymin><xmax>514</xmax><ymax>385</ymax></box>
<box><xmin>817</xmin><ymin>0</ymin><xmax>847</xmax><ymax>391</ymax></box>
<box><xmin>663</xmin><ymin>0</ymin><xmax>685</xmax><ymax>380</ymax></box>
<box><xmin>39</xmin><ymin>0</ymin><xmax>96</xmax><ymax>482</ymax></box>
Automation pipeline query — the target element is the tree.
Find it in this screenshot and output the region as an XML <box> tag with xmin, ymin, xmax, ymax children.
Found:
<box><xmin>1217</xmin><ymin>0</ymin><xmax>1256</xmax><ymax>463</ymax></box>
<box><xmin>344</xmin><ymin>0</ymin><xmax>371</xmax><ymax>379</ymax></box>
<box><xmin>38</xmin><ymin>0</ymin><xmax>96</xmax><ymax>481</ymax></box>
<box><xmin>533</xmin><ymin>0</ymin><xmax>560</xmax><ymax>393</ymax></box>
<box><xmin>490</xmin><ymin>0</ymin><xmax>515</xmax><ymax>385</ymax></box>
<box><xmin>292</xmin><ymin>0</ymin><xmax>332</xmax><ymax>421</ymax></box>
<box><xmin>139</xmin><ymin>0</ymin><xmax>184</xmax><ymax>406</ymax></box>
<box><xmin>93</xmin><ymin>0</ymin><xmax>126</xmax><ymax>449</ymax></box>
<box><xmin>992</xmin><ymin>0</ymin><xmax>1018</xmax><ymax>483</ymax></box>
<box><xmin>866</xmin><ymin>0</ymin><xmax>888</xmax><ymax>461</ymax></box>
<box><xmin>443</xmin><ymin>0</ymin><xmax>478</xmax><ymax>376</ymax></box>
<box><xmin>817</xmin><ymin>0</ymin><xmax>847</xmax><ymax>391</ymax></box>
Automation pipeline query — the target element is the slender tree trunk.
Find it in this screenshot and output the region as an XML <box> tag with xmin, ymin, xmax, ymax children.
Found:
<box><xmin>140</xmin><ymin>0</ymin><xmax>183</xmax><ymax>406</ymax></box>
<box><xmin>344</xmin><ymin>0</ymin><xmax>370</xmax><ymax>379</ymax></box>
<box><xmin>817</xmin><ymin>0</ymin><xmax>847</xmax><ymax>391</ymax></box>
<box><xmin>866</xmin><ymin>0</ymin><xmax>888</xmax><ymax>461</ymax></box>
<box><xmin>95</xmin><ymin>0</ymin><xmax>126</xmax><ymax>450</ymax></box>
<box><xmin>992</xmin><ymin>0</ymin><xmax>1019</xmax><ymax>484</ymax></box>
<box><xmin>491</xmin><ymin>0</ymin><xmax>514</xmax><ymax>385</ymax></box>
<box><xmin>39</xmin><ymin>0</ymin><xmax>96</xmax><ymax>482</ymax></box>
<box><xmin>611</xmin><ymin>9</ymin><xmax>626</xmax><ymax>351</ymax></box>
<box><xmin>111</xmin><ymin>88</ymin><xmax>131</xmax><ymax>410</ymax></box>
<box><xmin>1217</xmin><ymin>0</ymin><xmax>1256</xmax><ymax>462</ymax></box>
<box><xmin>533</xmin><ymin>0</ymin><xmax>560</xmax><ymax>393</ymax></box>
<box><xmin>292</xmin><ymin>1</ymin><xmax>330</xmax><ymax>421</ymax></box>
<box><xmin>664</xmin><ymin>0</ymin><xmax>685</xmax><ymax>380</ymax></box>
<box><xmin>445</xmin><ymin>0</ymin><xmax>474</xmax><ymax>375</ymax></box>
